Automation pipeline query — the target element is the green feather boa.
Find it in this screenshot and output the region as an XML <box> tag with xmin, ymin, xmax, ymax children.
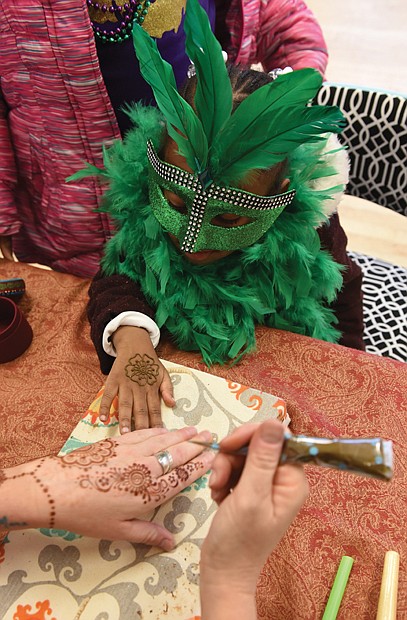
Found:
<box><xmin>99</xmin><ymin>105</ymin><xmax>344</xmax><ymax>366</ymax></box>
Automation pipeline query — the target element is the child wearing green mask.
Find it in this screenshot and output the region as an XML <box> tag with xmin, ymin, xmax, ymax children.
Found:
<box><xmin>85</xmin><ymin>0</ymin><xmax>363</xmax><ymax>432</ymax></box>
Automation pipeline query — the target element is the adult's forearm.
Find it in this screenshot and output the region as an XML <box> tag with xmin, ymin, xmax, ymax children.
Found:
<box><xmin>200</xmin><ymin>581</ymin><xmax>257</xmax><ymax>620</ymax></box>
<box><xmin>0</xmin><ymin>460</ymin><xmax>55</xmax><ymax>533</ymax></box>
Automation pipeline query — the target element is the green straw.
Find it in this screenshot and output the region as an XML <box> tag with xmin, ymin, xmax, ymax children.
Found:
<box><xmin>322</xmin><ymin>556</ymin><xmax>354</xmax><ymax>620</ymax></box>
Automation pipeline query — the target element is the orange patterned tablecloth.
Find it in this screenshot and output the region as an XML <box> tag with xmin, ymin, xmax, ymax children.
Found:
<box><xmin>1</xmin><ymin>259</ymin><xmax>407</xmax><ymax>619</ymax></box>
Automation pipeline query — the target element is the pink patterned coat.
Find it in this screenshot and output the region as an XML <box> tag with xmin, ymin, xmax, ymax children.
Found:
<box><xmin>0</xmin><ymin>0</ymin><xmax>328</xmax><ymax>277</ymax></box>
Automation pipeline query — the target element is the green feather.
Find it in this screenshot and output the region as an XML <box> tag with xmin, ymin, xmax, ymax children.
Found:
<box><xmin>184</xmin><ymin>0</ymin><xmax>232</xmax><ymax>146</ymax></box>
<box><xmin>66</xmin><ymin>145</ymin><xmax>114</xmax><ymax>182</ymax></box>
<box><xmin>210</xmin><ymin>69</ymin><xmax>345</xmax><ymax>184</ymax></box>
<box><xmin>66</xmin><ymin>163</ymin><xmax>107</xmax><ymax>182</ymax></box>
<box><xmin>132</xmin><ymin>23</ymin><xmax>208</xmax><ymax>171</ymax></box>
<box><xmin>216</xmin><ymin>106</ymin><xmax>344</xmax><ymax>184</ymax></box>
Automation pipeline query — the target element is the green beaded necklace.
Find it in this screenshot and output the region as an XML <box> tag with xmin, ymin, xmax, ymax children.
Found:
<box><xmin>89</xmin><ymin>0</ymin><xmax>153</xmax><ymax>44</ymax></box>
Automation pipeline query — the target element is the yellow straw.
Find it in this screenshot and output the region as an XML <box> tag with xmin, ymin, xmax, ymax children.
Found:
<box><xmin>376</xmin><ymin>550</ymin><xmax>400</xmax><ymax>620</ymax></box>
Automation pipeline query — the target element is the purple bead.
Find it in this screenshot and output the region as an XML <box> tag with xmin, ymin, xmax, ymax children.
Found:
<box><xmin>109</xmin><ymin>6</ymin><xmax>115</xmax><ymax>11</ymax></box>
<box><xmin>94</xmin><ymin>2</ymin><xmax>99</xmax><ymax>8</ymax></box>
<box><xmin>101</xmin><ymin>4</ymin><xmax>107</xmax><ymax>10</ymax></box>
<box><xmin>116</xmin><ymin>27</ymin><xmax>122</xmax><ymax>33</ymax></box>
<box><xmin>124</xmin><ymin>3</ymin><xmax>129</xmax><ymax>8</ymax></box>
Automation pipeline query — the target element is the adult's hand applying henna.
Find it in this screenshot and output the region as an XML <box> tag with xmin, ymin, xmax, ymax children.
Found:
<box><xmin>200</xmin><ymin>420</ymin><xmax>308</xmax><ymax>620</ymax></box>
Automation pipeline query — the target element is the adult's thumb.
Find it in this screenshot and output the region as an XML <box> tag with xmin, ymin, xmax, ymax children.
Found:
<box><xmin>237</xmin><ymin>420</ymin><xmax>285</xmax><ymax>500</ymax></box>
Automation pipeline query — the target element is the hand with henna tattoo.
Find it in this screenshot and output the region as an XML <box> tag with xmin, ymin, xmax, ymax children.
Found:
<box><xmin>0</xmin><ymin>427</ymin><xmax>214</xmax><ymax>548</ymax></box>
<box><xmin>100</xmin><ymin>325</ymin><xmax>175</xmax><ymax>433</ymax></box>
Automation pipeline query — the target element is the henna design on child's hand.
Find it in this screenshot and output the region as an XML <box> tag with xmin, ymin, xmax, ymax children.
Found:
<box><xmin>79</xmin><ymin>461</ymin><xmax>203</xmax><ymax>504</ymax></box>
<box><xmin>59</xmin><ymin>439</ymin><xmax>118</xmax><ymax>468</ymax></box>
<box><xmin>125</xmin><ymin>353</ymin><xmax>160</xmax><ymax>386</ymax></box>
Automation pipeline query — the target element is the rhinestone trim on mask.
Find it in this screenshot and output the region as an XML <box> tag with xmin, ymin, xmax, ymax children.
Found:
<box><xmin>147</xmin><ymin>141</ymin><xmax>296</xmax><ymax>211</ymax></box>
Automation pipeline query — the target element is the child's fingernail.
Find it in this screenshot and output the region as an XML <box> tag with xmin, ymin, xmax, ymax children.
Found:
<box><xmin>100</xmin><ymin>415</ymin><xmax>106</xmax><ymax>421</ymax></box>
<box><xmin>121</xmin><ymin>426</ymin><xmax>130</xmax><ymax>434</ymax></box>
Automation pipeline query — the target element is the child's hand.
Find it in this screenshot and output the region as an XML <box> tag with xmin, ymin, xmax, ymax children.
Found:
<box><xmin>199</xmin><ymin>420</ymin><xmax>308</xmax><ymax>619</ymax></box>
<box><xmin>100</xmin><ymin>326</ymin><xmax>175</xmax><ymax>432</ymax></box>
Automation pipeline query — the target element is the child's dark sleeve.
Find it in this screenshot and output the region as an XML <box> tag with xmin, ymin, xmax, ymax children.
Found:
<box><xmin>317</xmin><ymin>213</ymin><xmax>365</xmax><ymax>351</ymax></box>
<box><xmin>87</xmin><ymin>270</ymin><xmax>156</xmax><ymax>374</ymax></box>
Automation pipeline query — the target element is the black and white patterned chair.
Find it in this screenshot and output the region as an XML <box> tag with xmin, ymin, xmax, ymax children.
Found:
<box><xmin>316</xmin><ymin>83</ymin><xmax>407</xmax><ymax>362</ymax></box>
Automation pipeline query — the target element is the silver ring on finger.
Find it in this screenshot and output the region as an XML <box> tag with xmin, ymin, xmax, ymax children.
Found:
<box><xmin>155</xmin><ymin>449</ymin><xmax>174</xmax><ymax>475</ymax></box>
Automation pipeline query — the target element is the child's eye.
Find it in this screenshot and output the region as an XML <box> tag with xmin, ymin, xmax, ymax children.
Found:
<box><xmin>211</xmin><ymin>214</ymin><xmax>253</xmax><ymax>228</ymax></box>
<box><xmin>167</xmin><ymin>200</ymin><xmax>187</xmax><ymax>215</ymax></box>
<box><xmin>163</xmin><ymin>189</ymin><xmax>187</xmax><ymax>214</ymax></box>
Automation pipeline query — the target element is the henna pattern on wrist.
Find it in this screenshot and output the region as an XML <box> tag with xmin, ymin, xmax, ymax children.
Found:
<box><xmin>0</xmin><ymin>515</ymin><xmax>28</xmax><ymax>529</ymax></box>
<box><xmin>0</xmin><ymin>440</ymin><xmax>119</xmax><ymax>532</ymax></box>
<box><xmin>1</xmin><ymin>460</ymin><xmax>56</xmax><ymax>529</ymax></box>
<box><xmin>0</xmin><ymin>470</ymin><xmax>29</xmax><ymax>533</ymax></box>
<box><xmin>79</xmin><ymin>461</ymin><xmax>203</xmax><ymax>504</ymax></box>
<box><xmin>125</xmin><ymin>353</ymin><xmax>160</xmax><ymax>386</ymax></box>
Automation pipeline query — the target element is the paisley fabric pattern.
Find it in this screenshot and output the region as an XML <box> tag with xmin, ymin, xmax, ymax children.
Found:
<box><xmin>1</xmin><ymin>260</ymin><xmax>407</xmax><ymax>618</ymax></box>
